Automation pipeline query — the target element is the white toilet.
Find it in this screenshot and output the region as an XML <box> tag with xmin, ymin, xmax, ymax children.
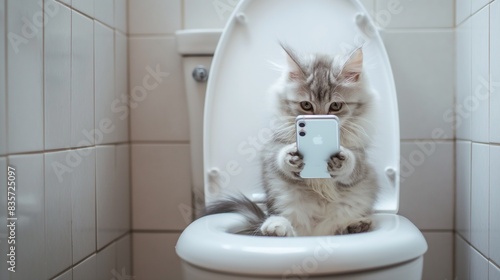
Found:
<box><xmin>175</xmin><ymin>1</ymin><xmax>428</xmax><ymax>279</ymax></box>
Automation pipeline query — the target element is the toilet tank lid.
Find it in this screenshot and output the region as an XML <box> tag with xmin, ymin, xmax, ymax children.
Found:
<box><xmin>175</xmin><ymin>29</ymin><xmax>223</xmax><ymax>55</ymax></box>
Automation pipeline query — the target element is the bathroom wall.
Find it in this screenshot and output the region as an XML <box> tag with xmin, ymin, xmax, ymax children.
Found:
<box><xmin>455</xmin><ymin>0</ymin><xmax>500</xmax><ymax>279</ymax></box>
<box><xmin>128</xmin><ymin>0</ymin><xmax>455</xmax><ymax>279</ymax></box>
<box><xmin>0</xmin><ymin>0</ymin><xmax>131</xmax><ymax>279</ymax></box>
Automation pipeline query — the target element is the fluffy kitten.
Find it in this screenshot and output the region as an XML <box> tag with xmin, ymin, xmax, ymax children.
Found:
<box><xmin>203</xmin><ymin>46</ymin><xmax>378</xmax><ymax>237</ymax></box>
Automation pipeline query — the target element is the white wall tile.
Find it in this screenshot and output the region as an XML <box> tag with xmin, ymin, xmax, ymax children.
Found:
<box><xmin>96</xmin><ymin>145</ymin><xmax>118</xmax><ymax>249</ymax></box>
<box><xmin>0</xmin><ymin>158</ymin><xmax>8</xmax><ymax>280</ymax></box>
<box><xmin>472</xmin><ymin>0</ymin><xmax>492</xmax><ymax>14</ymax></box>
<box><xmin>71</xmin><ymin>147</ymin><xmax>96</xmax><ymax>264</ymax></box>
<box><xmin>490</xmin><ymin>262</ymin><xmax>500</xmax><ymax>280</ymax></box>
<box><xmin>59</xmin><ymin>0</ymin><xmax>71</xmax><ymax>5</ymax></box>
<box><xmin>471</xmin><ymin>247</ymin><xmax>489</xmax><ymax>280</ymax></box>
<box><xmin>381</xmin><ymin>30</ymin><xmax>454</xmax><ymax>140</ymax></box>
<box><xmin>44</xmin><ymin>1</ymin><xmax>71</xmax><ymax>150</ymax></box>
<box><xmin>73</xmin><ymin>254</ymin><xmax>97</xmax><ymax>280</ymax></box>
<box><xmin>471</xmin><ymin>6</ymin><xmax>490</xmax><ymax>143</ymax></box>
<box><xmin>116</xmin><ymin>144</ymin><xmax>130</xmax><ymax>235</ymax></box>
<box><xmin>116</xmin><ymin>234</ymin><xmax>132</xmax><ymax>278</ymax></box>
<box><xmin>456</xmin><ymin>141</ymin><xmax>472</xmax><ymax>242</ymax></box>
<box><xmin>8</xmin><ymin>154</ymin><xmax>45</xmax><ymax>280</ymax></box>
<box><xmin>456</xmin><ymin>0</ymin><xmax>472</xmax><ymax>25</ymax></box>
<box><xmin>490</xmin><ymin>0</ymin><xmax>500</xmax><ymax>144</ymax></box>
<box><xmin>52</xmin><ymin>269</ymin><xmax>72</xmax><ymax>280</ymax></box>
<box><xmin>0</xmin><ymin>0</ymin><xmax>6</xmax><ymax>156</ymax></box>
<box><xmin>128</xmin><ymin>0</ymin><xmax>181</xmax><ymax>34</ymax></box>
<box><xmin>184</xmin><ymin>0</ymin><xmax>238</xmax><ymax>29</ymax></box>
<box><xmin>7</xmin><ymin>0</ymin><xmax>44</xmax><ymax>153</ymax></box>
<box><xmin>132</xmin><ymin>144</ymin><xmax>192</xmax><ymax>230</ymax></box>
<box><xmin>471</xmin><ymin>143</ymin><xmax>490</xmax><ymax>256</ymax></box>
<box><xmin>114</xmin><ymin>0</ymin><xmax>127</xmax><ymax>33</ymax></box>
<box><xmin>455</xmin><ymin>235</ymin><xmax>471</xmax><ymax>280</ymax></box>
<box><xmin>94</xmin><ymin>22</ymin><xmax>117</xmax><ymax>145</ymax></box>
<box><xmin>114</xmin><ymin>31</ymin><xmax>128</xmax><ymax>143</ymax></box>
<box><xmin>490</xmin><ymin>145</ymin><xmax>500</xmax><ymax>265</ymax></box>
<box><xmin>456</xmin><ymin>18</ymin><xmax>472</xmax><ymax>141</ymax></box>
<box><xmin>94</xmin><ymin>0</ymin><xmax>114</xmax><ymax>27</ymax></box>
<box><xmin>133</xmin><ymin>233</ymin><xmax>183</xmax><ymax>280</ymax></box>
<box><xmin>71</xmin><ymin>10</ymin><xmax>95</xmax><ymax>147</ymax></box>
<box><xmin>72</xmin><ymin>0</ymin><xmax>93</xmax><ymax>17</ymax></box>
<box><xmin>421</xmin><ymin>232</ymin><xmax>453</xmax><ymax>280</ymax></box>
<box><xmin>45</xmin><ymin>151</ymin><xmax>72</xmax><ymax>278</ymax></box>
<box><xmin>96</xmin><ymin>243</ymin><xmax>116</xmax><ymax>280</ymax></box>
<box><xmin>129</xmin><ymin>37</ymin><xmax>189</xmax><ymax>141</ymax></box>
<box><xmin>375</xmin><ymin>0</ymin><xmax>454</xmax><ymax>28</ymax></box>
<box><xmin>399</xmin><ymin>142</ymin><xmax>454</xmax><ymax>230</ymax></box>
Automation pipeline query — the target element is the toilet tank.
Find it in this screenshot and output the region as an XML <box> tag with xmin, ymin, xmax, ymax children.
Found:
<box><xmin>175</xmin><ymin>29</ymin><xmax>222</xmax><ymax>216</ymax></box>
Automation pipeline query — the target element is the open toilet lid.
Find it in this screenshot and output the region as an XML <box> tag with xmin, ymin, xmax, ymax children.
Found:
<box><xmin>204</xmin><ymin>0</ymin><xmax>400</xmax><ymax>213</ymax></box>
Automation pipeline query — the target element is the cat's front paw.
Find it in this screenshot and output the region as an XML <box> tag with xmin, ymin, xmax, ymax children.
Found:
<box><xmin>279</xmin><ymin>143</ymin><xmax>304</xmax><ymax>177</ymax></box>
<box><xmin>328</xmin><ymin>146</ymin><xmax>354</xmax><ymax>177</ymax></box>
<box><xmin>260</xmin><ymin>216</ymin><xmax>296</xmax><ymax>237</ymax></box>
<box><xmin>346</xmin><ymin>218</ymin><xmax>372</xmax><ymax>234</ymax></box>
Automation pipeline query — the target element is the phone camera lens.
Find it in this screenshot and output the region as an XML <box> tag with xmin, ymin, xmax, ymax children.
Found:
<box><xmin>299</xmin><ymin>131</ymin><xmax>306</xmax><ymax>137</ymax></box>
<box><xmin>298</xmin><ymin>122</ymin><xmax>306</xmax><ymax>128</ymax></box>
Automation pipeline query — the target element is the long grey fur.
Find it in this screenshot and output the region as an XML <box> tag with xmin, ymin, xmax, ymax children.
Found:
<box><xmin>202</xmin><ymin>194</ymin><xmax>267</xmax><ymax>236</ymax></box>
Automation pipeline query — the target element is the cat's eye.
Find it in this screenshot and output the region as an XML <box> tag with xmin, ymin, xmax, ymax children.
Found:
<box><xmin>329</xmin><ymin>102</ymin><xmax>343</xmax><ymax>112</ymax></box>
<box><xmin>300</xmin><ymin>101</ymin><xmax>313</xmax><ymax>111</ymax></box>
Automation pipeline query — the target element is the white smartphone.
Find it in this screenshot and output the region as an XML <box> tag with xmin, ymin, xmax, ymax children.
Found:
<box><xmin>296</xmin><ymin>115</ymin><xmax>340</xmax><ymax>178</ymax></box>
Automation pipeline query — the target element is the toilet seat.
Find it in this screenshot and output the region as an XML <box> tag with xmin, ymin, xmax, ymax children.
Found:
<box><xmin>176</xmin><ymin>0</ymin><xmax>428</xmax><ymax>278</ymax></box>
<box><xmin>176</xmin><ymin>213</ymin><xmax>427</xmax><ymax>276</ymax></box>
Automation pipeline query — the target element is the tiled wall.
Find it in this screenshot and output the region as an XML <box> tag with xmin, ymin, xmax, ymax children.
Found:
<box><xmin>128</xmin><ymin>1</ymin><xmax>456</xmax><ymax>279</ymax></box>
<box><xmin>455</xmin><ymin>0</ymin><xmax>500</xmax><ymax>278</ymax></box>
<box><xmin>127</xmin><ymin>0</ymin><xmax>191</xmax><ymax>279</ymax></box>
<box><xmin>0</xmin><ymin>0</ymin><xmax>131</xmax><ymax>279</ymax></box>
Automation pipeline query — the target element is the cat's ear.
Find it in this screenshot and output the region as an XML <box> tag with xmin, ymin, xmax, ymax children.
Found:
<box><xmin>340</xmin><ymin>48</ymin><xmax>363</xmax><ymax>83</ymax></box>
<box><xmin>281</xmin><ymin>44</ymin><xmax>304</xmax><ymax>80</ymax></box>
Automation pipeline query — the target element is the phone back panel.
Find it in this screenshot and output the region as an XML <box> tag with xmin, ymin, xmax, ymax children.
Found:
<box><xmin>296</xmin><ymin>115</ymin><xmax>340</xmax><ymax>178</ymax></box>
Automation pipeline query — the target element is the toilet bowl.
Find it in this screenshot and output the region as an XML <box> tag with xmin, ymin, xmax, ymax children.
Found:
<box><xmin>175</xmin><ymin>1</ymin><xmax>428</xmax><ymax>279</ymax></box>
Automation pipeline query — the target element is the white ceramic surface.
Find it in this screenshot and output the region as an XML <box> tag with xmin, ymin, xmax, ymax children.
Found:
<box><xmin>471</xmin><ymin>246</ymin><xmax>489</xmax><ymax>280</ymax></box>
<box><xmin>94</xmin><ymin>0</ymin><xmax>114</xmax><ymax>27</ymax></box>
<box><xmin>456</xmin><ymin>0</ymin><xmax>472</xmax><ymax>25</ymax></box>
<box><xmin>71</xmin><ymin>10</ymin><xmax>95</xmax><ymax>147</ymax></box>
<box><xmin>490</xmin><ymin>0</ymin><xmax>500</xmax><ymax>144</ymax></box>
<box><xmin>73</xmin><ymin>254</ymin><xmax>97</xmax><ymax>280</ymax></box>
<box><xmin>114</xmin><ymin>31</ymin><xmax>129</xmax><ymax>143</ymax></box>
<box><xmin>128</xmin><ymin>0</ymin><xmax>181</xmax><ymax>34</ymax></box>
<box><xmin>71</xmin><ymin>147</ymin><xmax>96</xmax><ymax>264</ymax></box>
<box><xmin>44</xmin><ymin>1</ymin><xmax>71</xmax><ymax>150</ymax></box>
<box><xmin>45</xmin><ymin>151</ymin><xmax>72</xmax><ymax>278</ymax></box>
<box><xmin>8</xmin><ymin>154</ymin><xmax>45</xmax><ymax>280</ymax></box>
<box><xmin>96</xmin><ymin>243</ymin><xmax>116</xmax><ymax>280</ymax></box>
<box><xmin>0</xmin><ymin>0</ymin><xmax>6</xmax><ymax>156</ymax></box>
<box><xmin>490</xmin><ymin>145</ymin><xmax>500</xmax><ymax>265</ymax></box>
<box><xmin>72</xmin><ymin>0</ymin><xmax>93</xmax><ymax>17</ymax></box>
<box><xmin>7</xmin><ymin>0</ymin><xmax>44</xmax><ymax>153</ymax></box>
<box><xmin>470</xmin><ymin>6</ymin><xmax>490</xmax><ymax>143</ymax></box>
<box><xmin>131</xmin><ymin>144</ymin><xmax>192</xmax><ymax>230</ymax></box>
<box><xmin>455</xmin><ymin>234</ymin><xmax>471</xmax><ymax>280</ymax></box>
<box><xmin>177</xmin><ymin>213</ymin><xmax>426</xmax><ymax>276</ymax></box>
<box><xmin>471</xmin><ymin>143</ymin><xmax>490</xmax><ymax>256</ymax></box>
<box><xmin>96</xmin><ymin>145</ymin><xmax>117</xmax><ymax>249</ymax></box>
<box><xmin>375</xmin><ymin>0</ymin><xmax>454</xmax><ymax>28</ymax></box>
<box><xmin>114</xmin><ymin>0</ymin><xmax>127</xmax><ymax>33</ymax></box>
<box><xmin>456</xmin><ymin>18</ymin><xmax>472</xmax><ymax>141</ymax></box>
<box><xmin>94</xmin><ymin>22</ymin><xmax>116</xmax><ymax>145</ymax></box>
<box><xmin>456</xmin><ymin>141</ymin><xmax>472</xmax><ymax>242</ymax></box>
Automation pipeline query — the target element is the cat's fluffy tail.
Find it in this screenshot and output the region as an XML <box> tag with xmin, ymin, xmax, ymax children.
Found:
<box><xmin>202</xmin><ymin>194</ymin><xmax>267</xmax><ymax>236</ymax></box>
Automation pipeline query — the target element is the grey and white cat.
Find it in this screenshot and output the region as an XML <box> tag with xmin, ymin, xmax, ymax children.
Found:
<box><xmin>204</xmin><ymin>46</ymin><xmax>378</xmax><ymax>237</ymax></box>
